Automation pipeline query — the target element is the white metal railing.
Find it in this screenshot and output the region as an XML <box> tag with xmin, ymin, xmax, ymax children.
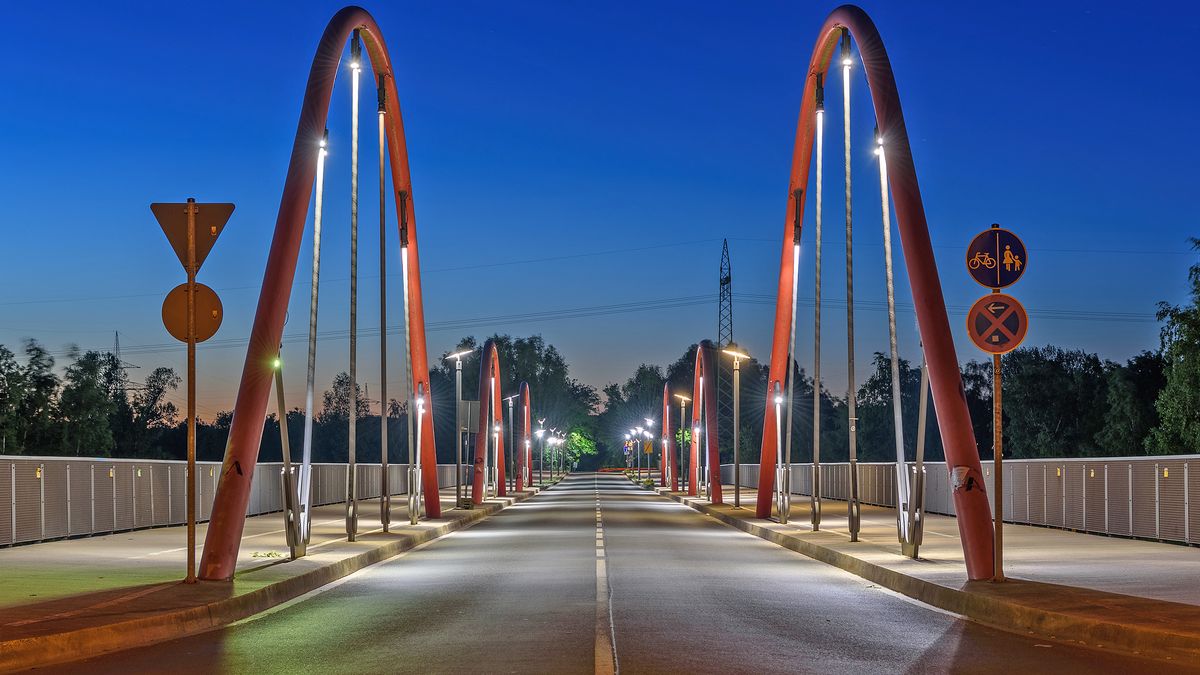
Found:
<box><xmin>720</xmin><ymin>456</ymin><xmax>1200</xmax><ymax>546</ymax></box>
<box><xmin>0</xmin><ymin>456</ymin><xmax>458</xmax><ymax>546</ymax></box>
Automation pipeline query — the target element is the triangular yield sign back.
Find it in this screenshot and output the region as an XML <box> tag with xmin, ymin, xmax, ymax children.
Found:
<box><xmin>151</xmin><ymin>202</ymin><xmax>234</xmax><ymax>272</ymax></box>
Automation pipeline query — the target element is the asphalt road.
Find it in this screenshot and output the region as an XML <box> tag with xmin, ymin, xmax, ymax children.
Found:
<box><xmin>51</xmin><ymin>473</ymin><xmax>1198</xmax><ymax>674</ymax></box>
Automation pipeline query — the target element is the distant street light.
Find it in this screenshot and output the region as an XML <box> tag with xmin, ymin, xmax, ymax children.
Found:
<box><xmin>535</xmin><ymin>422</ymin><xmax>546</xmax><ymax>485</ymax></box>
<box><xmin>721</xmin><ymin>347</ymin><xmax>750</xmax><ymax>508</ymax></box>
<box><xmin>674</xmin><ymin>394</ymin><xmax>690</xmax><ymax>493</ymax></box>
<box><xmin>444</xmin><ymin>348</ymin><xmax>476</xmax><ymax>508</ymax></box>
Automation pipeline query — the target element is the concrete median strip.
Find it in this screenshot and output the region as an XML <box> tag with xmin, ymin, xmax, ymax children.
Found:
<box><xmin>657</xmin><ymin>488</ymin><xmax>1200</xmax><ymax>665</ymax></box>
<box><xmin>0</xmin><ymin>489</ymin><xmax>537</xmax><ymax>672</ymax></box>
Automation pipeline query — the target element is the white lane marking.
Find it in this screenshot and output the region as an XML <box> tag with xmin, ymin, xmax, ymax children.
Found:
<box><xmin>135</xmin><ymin>518</ymin><xmax>344</xmax><ymax>558</ymax></box>
<box><xmin>594</xmin><ymin>475</ymin><xmax>618</xmax><ymax>675</ymax></box>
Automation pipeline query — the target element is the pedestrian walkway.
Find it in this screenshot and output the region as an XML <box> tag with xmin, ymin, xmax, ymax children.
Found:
<box><xmin>0</xmin><ymin>484</ymin><xmax>549</xmax><ymax>672</ymax></box>
<box><xmin>659</xmin><ymin>484</ymin><xmax>1200</xmax><ymax>663</ymax></box>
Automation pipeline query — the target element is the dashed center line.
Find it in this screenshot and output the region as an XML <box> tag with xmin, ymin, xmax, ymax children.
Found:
<box><xmin>594</xmin><ymin>476</ymin><xmax>617</xmax><ymax>675</ymax></box>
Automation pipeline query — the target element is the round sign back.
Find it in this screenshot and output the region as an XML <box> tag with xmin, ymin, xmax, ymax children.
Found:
<box><xmin>162</xmin><ymin>283</ymin><xmax>223</xmax><ymax>343</ymax></box>
<box><xmin>966</xmin><ymin>226</ymin><xmax>1027</xmax><ymax>289</ymax></box>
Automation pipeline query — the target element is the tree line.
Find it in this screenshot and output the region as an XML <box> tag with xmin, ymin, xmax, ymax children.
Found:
<box><xmin>0</xmin><ymin>334</ymin><xmax>601</xmax><ymax>469</ymax></box>
<box><xmin>594</xmin><ymin>239</ymin><xmax>1200</xmax><ymax>466</ymax></box>
<box><xmin>6</xmin><ymin>238</ymin><xmax>1200</xmax><ymax>468</ymax></box>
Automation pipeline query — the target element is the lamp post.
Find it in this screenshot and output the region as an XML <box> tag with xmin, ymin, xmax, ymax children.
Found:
<box><xmin>444</xmin><ymin>349</ymin><xmax>474</xmax><ymax>509</ymax></box>
<box><xmin>721</xmin><ymin>348</ymin><xmax>749</xmax><ymax>507</ymax></box>
<box><xmin>643</xmin><ymin>418</ymin><xmax>654</xmax><ymax>482</ymax></box>
<box><xmin>694</xmin><ymin>423</ymin><xmax>704</xmax><ymax>498</ymax></box>
<box><xmin>536</xmin><ymin>422</ymin><xmax>546</xmax><ymax>486</ymax></box>
<box><xmin>503</xmin><ymin>393</ymin><xmax>518</xmax><ymax>493</ymax></box>
<box><xmin>632</xmin><ymin>427</ymin><xmax>643</xmax><ymax>480</ymax></box>
<box><xmin>674</xmin><ymin>394</ymin><xmax>690</xmax><ymax>493</ymax></box>
<box><xmin>773</xmin><ymin>381</ymin><xmax>788</xmax><ymax>524</ymax></box>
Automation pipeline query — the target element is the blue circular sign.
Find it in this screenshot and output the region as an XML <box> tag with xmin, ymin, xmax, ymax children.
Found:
<box><xmin>966</xmin><ymin>227</ymin><xmax>1027</xmax><ymax>289</ymax></box>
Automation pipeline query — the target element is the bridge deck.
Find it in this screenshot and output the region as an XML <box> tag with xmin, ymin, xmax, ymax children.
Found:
<box><xmin>704</xmin><ymin>484</ymin><xmax>1200</xmax><ymax>606</ymax></box>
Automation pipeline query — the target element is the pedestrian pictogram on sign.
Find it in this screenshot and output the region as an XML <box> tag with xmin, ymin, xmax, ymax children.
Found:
<box><xmin>967</xmin><ymin>293</ymin><xmax>1028</xmax><ymax>354</ymax></box>
<box><xmin>966</xmin><ymin>226</ymin><xmax>1027</xmax><ymax>289</ymax></box>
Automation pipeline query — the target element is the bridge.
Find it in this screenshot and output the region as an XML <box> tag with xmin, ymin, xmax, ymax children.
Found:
<box><xmin>1</xmin><ymin>4</ymin><xmax>1199</xmax><ymax>673</ymax></box>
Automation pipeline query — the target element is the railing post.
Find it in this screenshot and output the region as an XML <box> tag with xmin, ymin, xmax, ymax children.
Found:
<box><xmin>39</xmin><ymin>463</ymin><xmax>46</xmax><ymax>541</ymax></box>
<box><xmin>1155</xmin><ymin>462</ymin><xmax>1161</xmax><ymax>540</ymax></box>
<box><xmin>1103</xmin><ymin>464</ymin><xmax>1109</xmax><ymax>534</ymax></box>
<box><xmin>1128</xmin><ymin>464</ymin><xmax>1133</xmax><ymax>536</ymax></box>
<box><xmin>91</xmin><ymin>465</ymin><xmax>96</xmax><ymax>534</ymax></box>
<box><xmin>1185</xmin><ymin>462</ymin><xmax>1190</xmax><ymax>543</ymax></box>
<box><xmin>1082</xmin><ymin>464</ymin><xmax>1087</xmax><ymax>531</ymax></box>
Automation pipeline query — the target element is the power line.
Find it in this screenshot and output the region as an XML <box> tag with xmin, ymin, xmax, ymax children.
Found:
<box><xmin>53</xmin><ymin>289</ymin><xmax>1157</xmax><ymax>362</ymax></box>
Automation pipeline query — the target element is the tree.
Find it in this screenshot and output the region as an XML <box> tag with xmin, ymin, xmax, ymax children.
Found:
<box><xmin>123</xmin><ymin>367</ymin><xmax>181</xmax><ymax>458</ymax></box>
<box><xmin>1149</xmin><ymin>239</ymin><xmax>1200</xmax><ymax>454</ymax></box>
<box><xmin>58</xmin><ymin>350</ymin><xmax>115</xmax><ymax>456</ymax></box>
<box><xmin>0</xmin><ymin>345</ymin><xmax>21</xmax><ymax>453</ymax></box>
<box><xmin>5</xmin><ymin>340</ymin><xmax>61</xmax><ymax>454</ymax></box>
<box><xmin>1001</xmin><ymin>346</ymin><xmax>1106</xmax><ymax>458</ymax></box>
<box><xmin>855</xmin><ymin>353</ymin><xmax>940</xmax><ymax>463</ymax></box>
<box><xmin>1096</xmin><ymin>352</ymin><xmax>1165</xmax><ymax>455</ymax></box>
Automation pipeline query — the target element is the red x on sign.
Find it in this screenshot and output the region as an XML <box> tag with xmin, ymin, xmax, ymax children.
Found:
<box><xmin>967</xmin><ymin>293</ymin><xmax>1028</xmax><ymax>355</ymax></box>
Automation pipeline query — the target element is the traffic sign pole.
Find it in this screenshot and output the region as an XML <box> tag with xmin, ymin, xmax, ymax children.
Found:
<box><xmin>993</xmin><ymin>351</ymin><xmax>1004</xmax><ymax>582</ymax></box>
<box><xmin>185</xmin><ymin>198</ymin><xmax>197</xmax><ymax>585</ymax></box>
<box><xmin>152</xmin><ymin>199</ymin><xmax>231</xmax><ymax>584</ymax></box>
<box><xmin>966</xmin><ymin>223</ymin><xmax>1028</xmax><ymax>583</ymax></box>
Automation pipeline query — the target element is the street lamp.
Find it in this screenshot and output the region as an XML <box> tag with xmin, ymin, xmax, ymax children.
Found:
<box><xmin>444</xmin><ymin>348</ymin><xmax>476</xmax><ymax>508</ymax></box>
<box><xmin>502</xmin><ymin>393</ymin><xmax>518</xmax><ymax>493</ymax></box>
<box><xmin>674</xmin><ymin>394</ymin><xmax>690</xmax><ymax>493</ymax></box>
<box><xmin>535</xmin><ymin>422</ymin><xmax>546</xmax><ymax>486</ymax></box>
<box><xmin>693</xmin><ymin>423</ymin><xmax>704</xmax><ymax>497</ymax></box>
<box><xmin>643</xmin><ymin>418</ymin><xmax>654</xmax><ymax>482</ymax></box>
<box><xmin>633</xmin><ymin>427</ymin><xmax>643</xmax><ymax>480</ymax></box>
<box><xmin>721</xmin><ymin>347</ymin><xmax>750</xmax><ymax>508</ymax></box>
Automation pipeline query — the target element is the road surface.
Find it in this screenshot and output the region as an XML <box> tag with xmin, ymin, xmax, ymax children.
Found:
<box><xmin>56</xmin><ymin>473</ymin><xmax>1196</xmax><ymax>674</ymax></box>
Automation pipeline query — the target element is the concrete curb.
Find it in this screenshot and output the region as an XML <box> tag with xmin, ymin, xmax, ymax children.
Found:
<box><xmin>1</xmin><ymin>489</ymin><xmax>539</xmax><ymax>672</ymax></box>
<box><xmin>657</xmin><ymin>488</ymin><xmax>1200</xmax><ymax>664</ymax></box>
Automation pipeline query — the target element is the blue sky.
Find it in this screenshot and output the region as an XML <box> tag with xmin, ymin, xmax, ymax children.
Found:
<box><xmin>1</xmin><ymin>1</ymin><xmax>1198</xmax><ymax>417</ymax></box>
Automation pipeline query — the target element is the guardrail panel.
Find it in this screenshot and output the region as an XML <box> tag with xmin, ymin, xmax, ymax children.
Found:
<box><xmin>1160</xmin><ymin>459</ymin><xmax>1187</xmax><ymax>542</ymax></box>
<box><xmin>0</xmin><ymin>461</ymin><xmax>12</xmax><ymax>545</ymax></box>
<box><xmin>13</xmin><ymin>460</ymin><xmax>43</xmax><ymax>543</ymax></box>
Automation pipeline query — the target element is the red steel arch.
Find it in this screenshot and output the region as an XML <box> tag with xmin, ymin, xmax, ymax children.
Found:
<box><xmin>754</xmin><ymin>4</ymin><xmax>994</xmax><ymax>579</ymax></box>
<box><xmin>689</xmin><ymin>340</ymin><xmax>721</xmax><ymax>502</ymax></box>
<box><xmin>661</xmin><ymin>384</ymin><xmax>674</xmax><ymax>489</ymax></box>
<box><xmin>472</xmin><ymin>339</ymin><xmax>506</xmax><ymax>503</ymax></box>
<box><xmin>518</xmin><ymin>381</ymin><xmax>532</xmax><ymax>491</ymax></box>
<box><xmin>198</xmin><ymin>6</ymin><xmax>442</xmax><ymax>580</ymax></box>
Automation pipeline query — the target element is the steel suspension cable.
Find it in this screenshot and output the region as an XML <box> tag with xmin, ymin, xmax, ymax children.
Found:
<box><xmin>812</xmin><ymin>74</ymin><xmax>825</xmax><ymax>531</ymax></box>
<box><xmin>400</xmin><ymin>189</ymin><xmax>418</xmax><ymax>524</ymax></box>
<box><xmin>841</xmin><ymin>29</ymin><xmax>861</xmax><ymax>542</ymax></box>
<box><xmin>877</xmin><ymin>129</ymin><xmax>910</xmax><ymax>540</ymax></box>
<box><xmin>299</xmin><ymin>128</ymin><xmax>328</xmax><ymax>545</ymax></box>
<box><xmin>377</xmin><ymin>74</ymin><xmax>390</xmax><ymax>532</ymax></box>
<box><xmin>782</xmin><ymin>188</ymin><xmax>799</xmax><ymax>510</ymax></box>
<box><xmin>346</xmin><ymin>32</ymin><xmax>362</xmax><ymax>542</ymax></box>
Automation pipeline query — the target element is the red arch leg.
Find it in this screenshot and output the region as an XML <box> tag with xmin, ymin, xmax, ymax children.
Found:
<box><xmin>753</xmin><ymin>5</ymin><xmax>994</xmax><ymax>580</ymax></box>
<box><xmin>199</xmin><ymin>7</ymin><xmax>441</xmax><ymax>581</ymax></box>
<box><xmin>471</xmin><ymin>340</ymin><xmax>506</xmax><ymax>503</ymax></box>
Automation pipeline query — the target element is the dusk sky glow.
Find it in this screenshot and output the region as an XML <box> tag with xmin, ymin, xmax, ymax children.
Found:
<box><xmin>2</xmin><ymin>1</ymin><xmax>1198</xmax><ymax>418</ymax></box>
